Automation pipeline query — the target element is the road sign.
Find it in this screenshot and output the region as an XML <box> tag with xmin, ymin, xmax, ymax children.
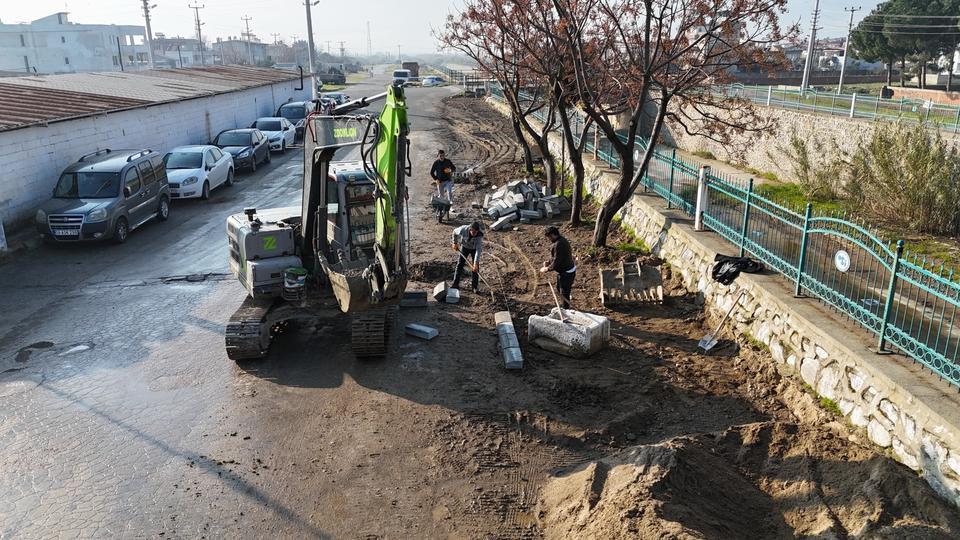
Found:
<box><xmin>835</xmin><ymin>249</ymin><xmax>851</xmax><ymax>273</ymax></box>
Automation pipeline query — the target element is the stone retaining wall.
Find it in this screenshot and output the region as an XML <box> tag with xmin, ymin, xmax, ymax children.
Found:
<box><xmin>487</xmin><ymin>97</ymin><xmax>960</xmax><ymax>507</ymax></box>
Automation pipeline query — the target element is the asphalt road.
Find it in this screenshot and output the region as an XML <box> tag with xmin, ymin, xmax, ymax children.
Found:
<box><xmin>0</xmin><ymin>74</ymin><xmax>460</xmax><ymax>538</ymax></box>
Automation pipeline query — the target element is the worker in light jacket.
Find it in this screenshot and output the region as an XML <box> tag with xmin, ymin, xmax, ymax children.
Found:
<box><xmin>431</xmin><ymin>149</ymin><xmax>456</xmax><ymax>223</ymax></box>
<box><xmin>540</xmin><ymin>226</ymin><xmax>576</xmax><ymax>309</ymax></box>
<box><xmin>451</xmin><ymin>221</ymin><xmax>483</xmax><ymax>293</ymax></box>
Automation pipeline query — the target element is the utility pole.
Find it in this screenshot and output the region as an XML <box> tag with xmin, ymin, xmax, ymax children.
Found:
<box><xmin>304</xmin><ymin>0</ymin><xmax>320</xmax><ymax>99</ymax></box>
<box><xmin>837</xmin><ymin>6</ymin><xmax>862</xmax><ymax>95</ymax></box>
<box><xmin>189</xmin><ymin>3</ymin><xmax>205</xmax><ymax>66</ymax></box>
<box><xmin>241</xmin><ymin>15</ymin><xmax>254</xmax><ymax>65</ymax></box>
<box><xmin>338</xmin><ymin>41</ymin><xmax>346</xmax><ymax>59</ymax></box>
<box><xmin>271</xmin><ymin>33</ymin><xmax>281</xmax><ymax>45</ymax></box>
<box><xmin>325</xmin><ymin>40</ymin><xmax>332</xmax><ymax>54</ymax></box>
<box><xmin>397</xmin><ymin>44</ymin><xmax>401</xmax><ymax>63</ymax></box>
<box><xmin>140</xmin><ymin>0</ymin><xmax>157</xmax><ymax>70</ymax></box>
<box><xmin>366</xmin><ymin>21</ymin><xmax>372</xmax><ymax>57</ymax></box>
<box><xmin>800</xmin><ymin>0</ymin><xmax>821</xmax><ymax>95</ymax></box>
<box><xmin>176</xmin><ymin>36</ymin><xmax>184</xmax><ymax>67</ymax></box>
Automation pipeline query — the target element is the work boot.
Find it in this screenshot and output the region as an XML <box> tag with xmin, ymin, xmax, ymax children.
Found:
<box><xmin>437</xmin><ymin>213</ymin><xmax>443</xmax><ymax>224</ymax></box>
<box><xmin>473</xmin><ymin>287</ymin><xmax>479</xmax><ymax>294</ymax></box>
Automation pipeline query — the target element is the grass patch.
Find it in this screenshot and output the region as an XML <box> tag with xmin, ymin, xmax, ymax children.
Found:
<box><xmin>818</xmin><ymin>396</ymin><xmax>843</xmax><ymax>417</ymax></box>
<box><xmin>754</xmin><ymin>182</ymin><xmax>845</xmax><ymax>214</ymax></box>
<box><xmin>321</xmin><ymin>83</ymin><xmax>348</xmax><ymax>92</ymax></box>
<box><xmin>693</xmin><ymin>150</ymin><xmax>716</xmax><ymax>160</ymax></box>
<box><xmin>743</xmin><ymin>332</ymin><xmax>769</xmax><ymax>352</ymax></box>
<box><xmin>743</xmin><ymin>166</ymin><xmax>779</xmax><ymax>182</ymax></box>
<box><xmin>615</xmin><ymin>240</ymin><xmax>650</xmax><ymax>254</ymax></box>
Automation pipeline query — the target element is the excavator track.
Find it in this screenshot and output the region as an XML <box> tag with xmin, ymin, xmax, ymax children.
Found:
<box><xmin>225</xmin><ymin>297</ymin><xmax>276</xmax><ymax>361</ymax></box>
<box><xmin>350</xmin><ymin>306</ymin><xmax>396</xmax><ymax>358</ymax></box>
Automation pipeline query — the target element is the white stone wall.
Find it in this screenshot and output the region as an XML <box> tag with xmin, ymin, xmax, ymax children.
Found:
<box><xmin>488</xmin><ymin>96</ymin><xmax>960</xmax><ymax>507</ymax></box>
<box><xmin>0</xmin><ymin>80</ymin><xmax>310</xmax><ymax>228</ymax></box>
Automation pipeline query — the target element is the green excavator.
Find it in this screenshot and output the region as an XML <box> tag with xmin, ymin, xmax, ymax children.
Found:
<box><xmin>224</xmin><ymin>82</ymin><xmax>410</xmax><ymax>360</ymax></box>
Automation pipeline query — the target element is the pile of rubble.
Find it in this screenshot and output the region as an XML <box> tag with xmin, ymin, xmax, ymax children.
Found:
<box><xmin>482</xmin><ymin>179</ymin><xmax>571</xmax><ymax>230</ymax></box>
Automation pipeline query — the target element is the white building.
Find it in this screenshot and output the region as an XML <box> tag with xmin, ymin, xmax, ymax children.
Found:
<box><xmin>0</xmin><ymin>12</ymin><xmax>148</xmax><ymax>75</ymax></box>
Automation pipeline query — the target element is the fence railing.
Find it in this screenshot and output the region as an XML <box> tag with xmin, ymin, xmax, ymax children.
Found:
<box><xmin>489</xmin><ymin>86</ymin><xmax>960</xmax><ymax>389</ymax></box>
<box><xmin>715</xmin><ymin>83</ymin><xmax>960</xmax><ymax>134</ymax></box>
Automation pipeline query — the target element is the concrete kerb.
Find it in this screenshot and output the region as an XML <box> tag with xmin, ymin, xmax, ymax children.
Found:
<box><xmin>485</xmin><ymin>95</ymin><xmax>960</xmax><ymax>507</ymax></box>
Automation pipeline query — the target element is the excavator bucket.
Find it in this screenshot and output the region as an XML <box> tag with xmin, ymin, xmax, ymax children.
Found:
<box><xmin>599</xmin><ymin>260</ymin><xmax>664</xmax><ymax>306</ymax></box>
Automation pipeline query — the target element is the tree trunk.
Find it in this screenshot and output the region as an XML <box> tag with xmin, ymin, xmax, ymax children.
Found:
<box><xmin>949</xmin><ymin>71</ymin><xmax>954</xmax><ymax>93</ymax></box>
<box><xmin>591</xmin><ymin>198</ymin><xmax>616</xmax><ymax>247</ymax></box>
<box><xmin>900</xmin><ymin>58</ymin><xmax>906</xmax><ymax>87</ymax></box>
<box><xmin>511</xmin><ymin>114</ymin><xmax>534</xmax><ymax>173</ymax></box>
<box><xmin>886</xmin><ymin>61</ymin><xmax>893</xmax><ymax>86</ymax></box>
<box><xmin>556</xmin><ymin>98</ymin><xmax>586</xmax><ymax>225</ymax></box>
<box><xmin>920</xmin><ymin>63</ymin><xmax>926</xmax><ymax>90</ymax></box>
<box><xmin>536</xmin><ymin>133</ymin><xmax>558</xmax><ymax>191</ymax></box>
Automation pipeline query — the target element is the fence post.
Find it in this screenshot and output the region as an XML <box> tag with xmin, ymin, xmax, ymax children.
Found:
<box><xmin>667</xmin><ymin>152</ymin><xmax>677</xmax><ymax>210</ymax></box>
<box><xmin>849</xmin><ymin>93</ymin><xmax>857</xmax><ymax>118</ymax></box>
<box><xmin>794</xmin><ymin>203</ymin><xmax>813</xmax><ymax>297</ymax></box>
<box><xmin>766</xmin><ymin>86</ymin><xmax>772</xmax><ymax>106</ymax></box>
<box><xmin>812</xmin><ymin>90</ymin><xmax>818</xmax><ymax>112</ymax></box>
<box><xmin>738</xmin><ymin>178</ymin><xmax>754</xmax><ymax>256</ymax></box>
<box><xmin>899</xmin><ymin>98</ymin><xmax>905</xmax><ymax>116</ymax></box>
<box><xmin>694</xmin><ymin>166</ymin><xmax>711</xmax><ymax>230</ymax></box>
<box><xmin>873</xmin><ymin>96</ymin><xmax>881</xmax><ymax>119</ymax></box>
<box><xmin>954</xmin><ymin>107</ymin><xmax>960</xmax><ymax>134</ymax></box>
<box><xmin>877</xmin><ymin>240</ymin><xmax>905</xmax><ymax>353</ymax></box>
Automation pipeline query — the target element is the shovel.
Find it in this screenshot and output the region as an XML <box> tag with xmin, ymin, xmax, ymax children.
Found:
<box><xmin>698</xmin><ymin>291</ymin><xmax>746</xmax><ymax>352</ymax></box>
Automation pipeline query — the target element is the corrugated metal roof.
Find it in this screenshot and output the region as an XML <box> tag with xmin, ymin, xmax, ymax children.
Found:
<box><xmin>0</xmin><ymin>65</ymin><xmax>303</xmax><ymax>132</ymax></box>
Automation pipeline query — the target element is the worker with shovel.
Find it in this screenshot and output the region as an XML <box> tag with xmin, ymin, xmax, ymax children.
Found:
<box><xmin>451</xmin><ymin>221</ymin><xmax>484</xmax><ymax>294</ymax></box>
<box><xmin>540</xmin><ymin>226</ymin><xmax>576</xmax><ymax>309</ymax></box>
<box><xmin>431</xmin><ymin>149</ymin><xmax>457</xmax><ymax>223</ymax></box>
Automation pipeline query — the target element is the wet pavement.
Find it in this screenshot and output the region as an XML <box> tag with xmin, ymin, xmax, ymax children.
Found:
<box><xmin>0</xmin><ymin>75</ymin><xmax>459</xmax><ymax>538</ymax></box>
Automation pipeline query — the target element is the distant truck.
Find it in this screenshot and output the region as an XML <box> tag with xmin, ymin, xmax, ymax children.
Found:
<box><xmin>401</xmin><ymin>62</ymin><xmax>420</xmax><ymax>78</ymax></box>
<box><xmin>317</xmin><ymin>67</ymin><xmax>346</xmax><ymax>85</ymax></box>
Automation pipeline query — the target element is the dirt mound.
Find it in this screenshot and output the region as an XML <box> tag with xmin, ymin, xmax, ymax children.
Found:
<box><xmin>538</xmin><ymin>422</ymin><xmax>960</xmax><ymax>539</ymax></box>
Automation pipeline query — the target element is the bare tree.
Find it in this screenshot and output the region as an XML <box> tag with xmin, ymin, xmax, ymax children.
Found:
<box><xmin>552</xmin><ymin>0</ymin><xmax>793</xmax><ymax>246</ymax></box>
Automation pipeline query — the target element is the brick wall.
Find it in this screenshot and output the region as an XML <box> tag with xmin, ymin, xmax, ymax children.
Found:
<box><xmin>0</xmin><ymin>80</ymin><xmax>310</xmax><ymax>229</ymax></box>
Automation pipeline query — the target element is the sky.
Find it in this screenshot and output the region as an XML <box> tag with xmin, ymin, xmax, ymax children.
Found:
<box><xmin>1</xmin><ymin>1</ymin><xmax>886</xmax><ymax>55</ymax></box>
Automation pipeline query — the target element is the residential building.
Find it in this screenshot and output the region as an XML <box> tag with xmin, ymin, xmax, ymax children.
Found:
<box><xmin>0</xmin><ymin>12</ymin><xmax>148</xmax><ymax>74</ymax></box>
<box><xmin>153</xmin><ymin>34</ymin><xmax>219</xmax><ymax>68</ymax></box>
<box><xmin>217</xmin><ymin>37</ymin><xmax>269</xmax><ymax>66</ymax></box>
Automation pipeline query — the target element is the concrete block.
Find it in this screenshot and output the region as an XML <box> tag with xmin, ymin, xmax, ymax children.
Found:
<box><xmin>503</xmin><ymin>347</ymin><xmax>524</xmax><ymax>370</ymax></box>
<box><xmin>495</xmin><ymin>311</ymin><xmax>523</xmax><ymax>370</ymax></box>
<box><xmin>400</xmin><ymin>291</ymin><xmax>428</xmax><ymax>308</ymax></box>
<box><xmin>487</xmin><ymin>206</ymin><xmax>501</xmax><ymax>219</ymax></box>
<box><xmin>446</xmin><ymin>288</ymin><xmax>460</xmax><ymax>304</ymax></box>
<box><xmin>528</xmin><ymin>308</ymin><xmax>610</xmax><ymax>358</ymax></box>
<box><xmin>511</xmin><ymin>193</ymin><xmax>526</xmax><ymax>205</ymax></box>
<box><xmin>432</xmin><ymin>282</ymin><xmax>448</xmax><ymax>302</ymax></box>
<box><xmin>492</xmin><ymin>213</ymin><xmax>518</xmax><ymax>230</ymax></box>
<box><xmin>519</xmin><ymin>209</ymin><xmax>542</xmax><ymax>220</ymax></box>
<box><xmin>405</xmin><ymin>323</ymin><xmax>438</xmax><ymax>340</ymax></box>
<box><xmin>543</xmin><ymin>202</ymin><xmax>556</xmax><ymax>218</ymax></box>
<box><xmin>520</xmin><ymin>218</ymin><xmax>531</xmax><ymax>224</ymax></box>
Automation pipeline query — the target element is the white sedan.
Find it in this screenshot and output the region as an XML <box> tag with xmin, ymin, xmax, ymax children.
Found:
<box><xmin>252</xmin><ymin>117</ymin><xmax>296</xmax><ymax>153</ymax></box>
<box><xmin>163</xmin><ymin>145</ymin><xmax>234</xmax><ymax>200</ymax></box>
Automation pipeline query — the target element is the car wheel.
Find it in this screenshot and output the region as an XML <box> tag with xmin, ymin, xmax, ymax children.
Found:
<box><xmin>113</xmin><ymin>217</ymin><xmax>129</xmax><ymax>244</ymax></box>
<box><xmin>250</xmin><ymin>158</ymin><xmax>257</xmax><ymax>173</ymax></box>
<box><xmin>225</xmin><ymin>169</ymin><xmax>234</xmax><ymax>186</ymax></box>
<box><xmin>281</xmin><ymin>141</ymin><xmax>286</xmax><ymax>154</ymax></box>
<box><xmin>157</xmin><ymin>197</ymin><xmax>170</xmax><ymax>221</ymax></box>
<box><xmin>201</xmin><ymin>181</ymin><xmax>210</xmax><ymax>200</ymax></box>
<box><xmin>264</xmin><ymin>149</ymin><xmax>272</xmax><ymax>164</ymax></box>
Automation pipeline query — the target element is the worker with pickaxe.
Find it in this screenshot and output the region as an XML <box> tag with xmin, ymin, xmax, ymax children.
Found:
<box><xmin>540</xmin><ymin>226</ymin><xmax>576</xmax><ymax>309</ymax></box>
<box><xmin>451</xmin><ymin>221</ymin><xmax>484</xmax><ymax>294</ymax></box>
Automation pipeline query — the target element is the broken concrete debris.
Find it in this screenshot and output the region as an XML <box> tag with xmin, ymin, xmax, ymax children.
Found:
<box><xmin>495</xmin><ymin>311</ymin><xmax>523</xmax><ymax>369</ymax></box>
<box><xmin>528</xmin><ymin>308</ymin><xmax>611</xmax><ymax>358</ymax></box>
<box><xmin>483</xmin><ymin>179</ymin><xmax>571</xmax><ymax>230</ymax></box>
<box><xmin>432</xmin><ymin>282</ymin><xmax>449</xmax><ymax>302</ymax></box>
<box><xmin>405</xmin><ymin>323</ymin><xmax>439</xmax><ymax>340</ymax></box>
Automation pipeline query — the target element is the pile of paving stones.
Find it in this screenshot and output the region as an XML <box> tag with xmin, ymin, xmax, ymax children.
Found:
<box><xmin>482</xmin><ymin>179</ymin><xmax>571</xmax><ymax>230</ymax></box>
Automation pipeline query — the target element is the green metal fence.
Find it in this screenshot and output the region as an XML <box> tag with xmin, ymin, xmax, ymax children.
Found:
<box><xmin>491</xmin><ymin>86</ymin><xmax>960</xmax><ymax>388</ymax></box>
<box><xmin>717</xmin><ymin>83</ymin><xmax>960</xmax><ymax>134</ymax></box>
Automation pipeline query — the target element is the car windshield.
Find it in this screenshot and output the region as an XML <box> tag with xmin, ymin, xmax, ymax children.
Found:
<box><xmin>392</xmin><ymin>71</ymin><xmax>409</xmax><ymax>78</ymax></box>
<box><xmin>163</xmin><ymin>151</ymin><xmax>202</xmax><ymax>169</ymax></box>
<box><xmin>216</xmin><ymin>132</ymin><xmax>252</xmax><ymax>146</ymax></box>
<box><xmin>255</xmin><ymin>120</ymin><xmax>282</xmax><ymax>131</ymax></box>
<box><xmin>53</xmin><ymin>172</ymin><xmax>120</xmax><ymax>199</ymax></box>
<box><xmin>279</xmin><ymin>105</ymin><xmax>306</xmax><ymax>121</ymax></box>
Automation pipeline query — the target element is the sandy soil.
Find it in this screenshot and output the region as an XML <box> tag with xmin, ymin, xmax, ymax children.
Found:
<box><xmin>392</xmin><ymin>95</ymin><xmax>960</xmax><ymax>538</ymax></box>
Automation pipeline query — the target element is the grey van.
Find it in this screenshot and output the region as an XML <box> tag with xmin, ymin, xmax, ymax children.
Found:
<box><xmin>35</xmin><ymin>149</ymin><xmax>171</xmax><ymax>244</ymax></box>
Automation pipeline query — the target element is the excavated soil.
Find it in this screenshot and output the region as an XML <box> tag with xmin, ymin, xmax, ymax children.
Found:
<box><xmin>394</xmin><ymin>95</ymin><xmax>960</xmax><ymax>538</ymax></box>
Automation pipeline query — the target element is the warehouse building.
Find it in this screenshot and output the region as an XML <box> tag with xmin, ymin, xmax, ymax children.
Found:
<box><xmin>0</xmin><ymin>65</ymin><xmax>312</xmax><ymax>230</ymax></box>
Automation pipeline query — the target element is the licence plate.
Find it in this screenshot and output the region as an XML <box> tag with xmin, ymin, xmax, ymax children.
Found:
<box><xmin>53</xmin><ymin>229</ymin><xmax>78</xmax><ymax>237</ymax></box>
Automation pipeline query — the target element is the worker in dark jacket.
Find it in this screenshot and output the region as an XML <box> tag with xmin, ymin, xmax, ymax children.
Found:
<box><xmin>539</xmin><ymin>226</ymin><xmax>576</xmax><ymax>308</ymax></box>
<box><xmin>451</xmin><ymin>221</ymin><xmax>483</xmax><ymax>293</ymax></box>
<box><xmin>430</xmin><ymin>150</ymin><xmax>456</xmax><ymax>223</ymax></box>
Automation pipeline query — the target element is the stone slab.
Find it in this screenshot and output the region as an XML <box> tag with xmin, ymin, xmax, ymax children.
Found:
<box><xmin>432</xmin><ymin>282</ymin><xmax>448</xmax><ymax>302</ymax></box>
<box><xmin>446</xmin><ymin>288</ymin><xmax>460</xmax><ymax>304</ymax></box>
<box><xmin>405</xmin><ymin>323</ymin><xmax>439</xmax><ymax>340</ymax></box>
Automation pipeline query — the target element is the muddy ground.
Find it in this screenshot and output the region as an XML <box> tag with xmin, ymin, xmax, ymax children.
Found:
<box><xmin>389</xmin><ymin>95</ymin><xmax>960</xmax><ymax>538</ymax></box>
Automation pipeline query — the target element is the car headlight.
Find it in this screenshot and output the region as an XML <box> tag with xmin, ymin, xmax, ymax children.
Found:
<box><xmin>87</xmin><ymin>208</ymin><xmax>108</xmax><ymax>222</ymax></box>
<box><xmin>35</xmin><ymin>209</ymin><xmax>46</xmax><ymax>223</ymax></box>
<box><xmin>238</xmin><ymin>150</ymin><xmax>251</xmax><ymax>158</ymax></box>
<box><xmin>182</xmin><ymin>176</ymin><xmax>199</xmax><ymax>185</ymax></box>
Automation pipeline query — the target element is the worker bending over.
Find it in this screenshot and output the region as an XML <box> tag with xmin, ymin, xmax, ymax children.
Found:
<box><xmin>451</xmin><ymin>221</ymin><xmax>484</xmax><ymax>294</ymax></box>
<box><xmin>540</xmin><ymin>226</ymin><xmax>576</xmax><ymax>309</ymax></box>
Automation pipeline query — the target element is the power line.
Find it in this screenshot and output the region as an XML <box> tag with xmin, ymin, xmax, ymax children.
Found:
<box><xmin>852</xmin><ymin>29</ymin><xmax>960</xmax><ymax>35</ymax></box>
<box><xmin>868</xmin><ymin>13</ymin><xmax>960</xmax><ymax>19</ymax></box>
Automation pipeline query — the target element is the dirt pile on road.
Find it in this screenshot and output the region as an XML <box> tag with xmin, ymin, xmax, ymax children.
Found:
<box><xmin>539</xmin><ymin>421</ymin><xmax>960</xmax><ymax>539</ymax></box>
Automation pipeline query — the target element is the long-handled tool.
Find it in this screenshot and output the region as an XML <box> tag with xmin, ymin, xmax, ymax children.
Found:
<box><xmin>698</xmin><ymin>291</ymin><xmax>746</xmax><ymax>352</ymax></box>
<box><xmin>548</xmin><ymin>283</ymin><xmax>567</xmax><ymax>323</ymax></box>
<box><xmin>454</xmin><ymin>248</ymin><xmax>500</xmax><ymax>304</ymax></box>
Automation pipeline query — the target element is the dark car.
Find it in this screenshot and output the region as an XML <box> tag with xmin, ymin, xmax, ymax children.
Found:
<box><xmin>211</xmin><ymin>128</ymin><xmax>270</xmax><ymax>172</ymax></box>
<box><xmin>35</xmin><ymin>148</ymin><xmax>171</xmax><ymax>244</ymax></box>
<box><xmin>276</xmin><ymin>101</ymin><xmax>316</xmax><ymax>140</ymax></box>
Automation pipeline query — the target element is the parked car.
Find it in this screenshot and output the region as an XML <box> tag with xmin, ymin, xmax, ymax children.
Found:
<box><xmin>422</xmin><ymin>76</ymin><xmax>444</xmax><ymax>87</ymax></box>
<box><xmin>406</xmin><ymin>77</ymin><xmax>422</xmax><ymax>86</ymax></box>
<box><xmin>321</xmin><ymin>92</ymin><xmax>350</xmax><ymax>105</ymax></box>
<box><xmin>163</xmin><ymin>145</ymin><xmax>234</xmax><ymax>200</ymax></box>
<box><xmin>251</xmin><ymin>117</ymin><xmax>296</xmax><ymax>153</ymax></box>
<box><xmin>211</xmin><ymin>128</ymin><xmax>270</xmax><ymax>172</ymax></box>
<box><xmin>276</xmin><ymin>101</ymin><xmax>316</xmax><ymax>140</ymax></box>
<box><xmin>35</xmin><ymin>148</ymin><xmax>170</xmax><ymax>244</ymax></box>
